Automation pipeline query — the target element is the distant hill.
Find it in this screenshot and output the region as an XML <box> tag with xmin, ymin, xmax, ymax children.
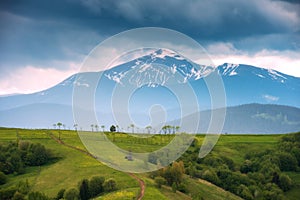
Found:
<box><xmin>0</xmin><ymin>103</ymin><xmax>299</xmax><ymax>134</ymax></box>
<box><xmin>201</xmin><ymin>104</ymin><xmax>300</xmax><ymax>134</ymax></box>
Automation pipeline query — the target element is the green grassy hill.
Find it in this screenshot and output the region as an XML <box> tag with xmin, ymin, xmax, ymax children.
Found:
<box><xmin>0</xmin><ymin>128</ymin><xmax>299</xmax><ymax>199</ymax></box>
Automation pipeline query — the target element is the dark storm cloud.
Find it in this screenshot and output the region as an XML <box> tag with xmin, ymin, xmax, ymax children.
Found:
<box><xmin>0</xmin><ymin>0</ymin><xmax>299</xmax><ymax>71</ymax></box>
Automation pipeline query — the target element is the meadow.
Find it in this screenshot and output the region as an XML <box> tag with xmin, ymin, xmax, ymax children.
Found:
<box><xmin>0</xmin><ymin>128</ymin><xmax>299</xmax><ymax>200</ymax></box>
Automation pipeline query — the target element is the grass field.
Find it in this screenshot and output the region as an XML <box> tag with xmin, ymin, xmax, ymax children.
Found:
<box><xmin>0</xmin><ymin>128</ymin><xmax>299</xmax><ymax>199</ymax></box>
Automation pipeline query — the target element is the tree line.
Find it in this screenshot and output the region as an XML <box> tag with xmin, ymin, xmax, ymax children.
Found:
<box><xmin>149</xmin><ymin>132</ymin><xmax>300</xmax><ymax>200</ymax></box>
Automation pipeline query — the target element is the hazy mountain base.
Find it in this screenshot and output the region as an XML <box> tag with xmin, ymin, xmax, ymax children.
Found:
<box><xmin>1</xmin><ymin>103</ymin><xmax>299</xmax><ymax>134</ymax></box>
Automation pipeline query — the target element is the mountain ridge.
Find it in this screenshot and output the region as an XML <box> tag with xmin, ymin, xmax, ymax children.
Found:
<box><xmin>0</xmin><ymin>48</ymin><xmax>299</xmax><ymax>132</ymax></box>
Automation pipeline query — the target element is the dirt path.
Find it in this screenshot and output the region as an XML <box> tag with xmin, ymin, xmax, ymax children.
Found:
<box><xmin>47</xmin><ymin>131</ymin><xmax>145</xmax><ymax>199</ymax></box>
<box><xmin>128</xmin><ymin>173</ymin><xmax>145</xmax><ymax>200</ymax></box>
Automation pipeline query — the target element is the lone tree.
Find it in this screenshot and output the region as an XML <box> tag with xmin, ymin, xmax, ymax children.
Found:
<box><xmin>146</xmin><ymin>126</ymin><xmax>152</xmax><ymax>134</ymax></box>
<box><xmin>175</xmin><ymin>126</ymin><xmax>180</xmax><ymax>133</ymax></box>
<box><xmin>110</xmin><ymin>125</ymin><xmax>116</xmax><ymax>132</ymax></box>
<box><xmin>91</xmin><ymin>124</ymin><xmax>94</xmax><ymax>132</ymax></box>
<box><xmin>57</xmin><ymin>122</ymin><xmax>62</xmax><ymax>129</ymax></box>
<box><xmin>129</xmin><ymin>124</ymin><xmax>135</xmax><ymax>134</ymax></box>
<box><xmin>95</xmin><ymin>125</ymin><xmax>99</xmax><ymax>132</ymax></box>
<box><xmin>73</xmin><ymin>124</ymin><xmax>78</xmax><ymax>131</ymax></box>
<box><xmin>101</xmin><ymin>125</ymin><xmax>105</xmax><ymax>132</ymax></box>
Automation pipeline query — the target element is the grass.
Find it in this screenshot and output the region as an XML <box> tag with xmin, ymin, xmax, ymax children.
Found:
<box><xmin>94</xmin><ymin>188</ymin><xmax>139</xmax><ymax>200</ymax></box>
<box><xmin>183</xmin><ymin>177</ymin><xmax>243</xmax><ymax>200</ymax></box>
<box><xmin>0</xmin><ymin>128</ymin><xmax>299</xmax><ymax>199</ymax></box>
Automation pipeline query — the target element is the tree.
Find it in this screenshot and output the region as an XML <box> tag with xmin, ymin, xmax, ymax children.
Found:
<box><xmin>63</xmin><ymin>124</ymin><xmax>66</xmax><ymax>130</ymax></box>
<box><xmin>154</xmin><ymin>176</ymin><xmax>166</xmax><ymax>188</ymax></box>
<box><xmin>55</xmin><ymin>189</ymin><xmax>65</xmax><ymax>200</ymax></box>
<box><xmin>129</xmin><ymin>124</ymin><xmax>135</xmax><ymax>134</ymax></box>
<box><xmin>12</xmin><ymin>191</ymin><xmax>25</xmax><ymax>200</ymax></box>
<box><xmin>57</xmin><ymin>122</ymin><xmax>62</xmax><ymax>129</ymax></box>
<box><xmin>73</xmin><ymin>124</ymin><xmax>78</xmax><ymax>131</ymax></box>
<box><xmin>101</xmin><ymin>125</ymin><xmax>105</xmax><ymax>132</ymax></box>
<box><xmin>90</xmin><ymin>124</ymin><xmax>94</xmax><ymax>132</ymax></box>
<box><xmin>94</xmin><ymin>125</ymin><xmax>99</xmax><ymax>132</ymax></box>
<box><xmin>28</xmin><ymin>191</ymin><xmax>49</xmax><ymax>200</ymax></box>
<box><xmin>89</xmin><ymin>176</ymin><xmax>105</xmax><ymax>197</ymax></box>
<box><xmin>79</xmin><ymin>179</ymin><xmax>90</xmax><ymax>200</ymax></box>
<box><xmin>53</xmin><ymin>124</ymin><xmax>57</xmax><ymax>129</ymax></box>
<box><xmin>64</xmin><ymin>188</ymin><xmax>79</xmax><ymax>200</ymax></box>
<box><xmin>146</xmin><ymin>126</ymin><xmax>152</xmax><ymax>134</ymax></box>
<box><xmin>175</xmin><ymin>126</ymin><xmax>180</xmax><ymax>133</ymax></box>
<box><xmin>26</xmin><ymin>143</ymin><xmax>50</xmax><ymax>166</ymax></box>
<box><xmin>172</xmin><ymin>182</ymin><xmax>177</xmax><ymax>193</ymax></box>
<box><xmin>110</xmin><ymin>125</ymin><xmax>116</xmax><ymax>132</ymax></box>
<box><xmin>162</xmin><ymin>126</ymin><xmax>168</xmax><ymax>134</ymax></box>
<box><xmin>163</xmin><ymin>161</ymin><xmax>185</xmax><ymax>186</ymax></box>
<box><xmin>278</xmin><ymin>174</ymin><xmax>293</xmax><ymax>192</ymax></box>
<box><xmin>0</xmin><ymin>172</ymin><xmax>7</xmax><ymax>185</ymax></box>
<box><xmin>202</xmin><ymin>169</ymin><xmax>220</xmax><ymax>186</ymax></box>
<box><xmin>240</xmin><ymin>160</ymin><xmax>253</xmax><ymax>173</ymax></box>
<box><xmin>103</xmin><ymin>178</ymin><xmax>117</xmax><ymax>192</ymax></box>
<box><xmin>277</xmin><ymin>152</ymin><xmax>298</xmax><ymax>171</ymax></box>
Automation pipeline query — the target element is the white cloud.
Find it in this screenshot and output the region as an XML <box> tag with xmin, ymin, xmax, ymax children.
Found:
<box><xmin>207</xmin><ymin>42</ymin><xmax>300</xmax><ymax>77</ymax></box>
<box><xmin>0</xmin><ymin>63</ymin><xmax>80</xmax><ymax>95</ymax></box>
<box><xmin>262</xmin><ymin>94</ymin><xmax>279</xmax><ymax>102</ymax></box>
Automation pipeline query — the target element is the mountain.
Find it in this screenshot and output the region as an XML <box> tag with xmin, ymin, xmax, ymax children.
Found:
<box><xmin>0</xmin><ymin>48</ymin><xmax>299</xmax><ymax>132</ymax></box>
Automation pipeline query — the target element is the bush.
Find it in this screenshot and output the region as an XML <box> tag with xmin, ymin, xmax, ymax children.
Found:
<box><xmin>202</xmin><ymin>169</ymin><xmax>220</xmax><ymax>185</ymax></box>
<box><xmin>78</xmin><ymin>179</ymin><xmax>90</xmax><ymax>200</ymax></box>
<box><xmin>26</xmin><ymin>143</ymin><xmax>50</xmax><ymax>166</ymax></box>
<box><xmin>12</xmin><ymin>191</ymin><xmax>25</xmax><ymax>200</ymax></box>
<box><xmin>103</xmin><ymin>178</ymin><xmax>117</xmax><ymax>192</ymax></box>
<box><xmin>154</xmin><ymin>176</ymin><xmax>166</xmax><ymax>188</ymax></box>
<box><xmin>278</xmin><ymin>174</ymin><xmax>293</xmax><ymax>192</ymax></box>
<box><xmin>262</xmin><ymin>183</ymin><xmax>284</xmax><ymax>200</ymax></box>
<box><xmin>0</xmin><ymin>187</ymin><xmax>17</xmax><ymax>200</ymax></box>
<box><xmin>28</xmin><ymin>191</ymin><xmax>49</xmax><ymax>200</ymax></box>
<box><xmin>0</xmin><ymin>172</ymin><xmax>7</xmax><ymax>185</ymax></box>
<box><xmin>64</xmin><ymin>188</ymin><xmax>79</xmax><ymax>200</ymax></box>
<box><xmin>277</xmin><ymin>152</ymin><xmax>298</xmax><ymax>171</ymax></box>
<box><xmin>55</xmin><ymin>189</ymin><xmax>65</xmax><ymax>200</ymax></box>
<box><xmin>89</xmin><ymin>176</ymin><xmax>105</xmax><ymax>197</ymax></box>
<box><xmin>240</xmin><ymin>160</ymin><xmax>253</xmax><ymax>174</ymax></box>
<box><xmin>237</xmin><ymin>184</ymin><xmax>253</xmax><ymax>200</ymax></box>
<box><xmin>172</xmin><ymin>182</ymin><xmax>177</xmax><ymax>193</ymax></box>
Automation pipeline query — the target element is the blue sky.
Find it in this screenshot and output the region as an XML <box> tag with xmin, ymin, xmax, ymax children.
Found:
<box><xmin>0</xmin><ymin>0</ymin><xmax>299</xmax><ymax>95</ymax></box>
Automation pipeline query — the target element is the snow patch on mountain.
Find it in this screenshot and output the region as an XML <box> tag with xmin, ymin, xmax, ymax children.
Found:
<box><xmin>268</xmin><ymin>69</ymin><xmax>287</xmax><ymax>80</ymax></box>
<box><xmin>219</xmin><ymin>63</ymin><xmax>239</xmax><ymax>76</ymax></box>
<box><xmin>105</xmin><ymin>48</ymin><xmax>214</xmax><ymax>87</ymax></box>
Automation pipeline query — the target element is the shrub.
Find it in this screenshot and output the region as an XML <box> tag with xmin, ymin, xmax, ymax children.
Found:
<box><xmin>78</xmin><ymin>179</ymin><xmax>90</xmax><ymax>200</ymax></box>
<box><xmin>0</xmin><ymin>187</ymin><xmax>17</xmax><ymax>200</ymax></box>
<box><xmin>64</xmin><ymin>188</ymin><xmax>79</xmax><ymax>200</ymax></box>
<box><xmin>55</xmin><ymin>189</ymin><xmax>65</xmax><ymax>200</ymax></box>
<box><xmin>278</xmin><ymin>174</ymin><xmax>293</xmax><ymax>192</ymax></box>
<box><xmin>28</xmin><ymin>191</ymin><xmax>49</xmax><ymax>200</ymax></box>
<box><xmin>12</xmin><ymin>191</ymin><xmax>25</xmax><ymax>200</ymax></box>
<box><xmin>154</xmin><ymin>176</ymin><xmax>166</xmax><ymax>188</ymax></box>
<box><xmin>103</xmin><ymin>178</ymin><xmax>117</xmax><ymax>192</ymax></box>
<box><xmin>277</xmin><ymin>152</ymin><xmax>298</xmax><ymax>171</ymax></box>
<box><xmin>202</xmin><ymin>169</ymin><xmax>220</xmax><ymax>185</ymax></box>
<box><xmin>89</xmin><ymin>176</ymin><xmax>105</xmax><ymax>197</ymax></box>
<box><xmin>0</xmin><ymin>172</ymin><xmax>7</xmax><ymax>185</ymax></box>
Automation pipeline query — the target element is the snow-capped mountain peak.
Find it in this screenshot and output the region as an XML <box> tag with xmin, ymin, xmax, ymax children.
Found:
<box><xmin>104</xmin><ymin>48</ymin><xmax>214</xmax><ymax>87</ymax></box>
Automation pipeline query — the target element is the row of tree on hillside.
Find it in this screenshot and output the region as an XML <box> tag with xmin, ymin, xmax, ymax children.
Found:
<box><xmin>52</xmin><ymin>122</ymin><xmax>180</xmax><ymax>134</ymax></box>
